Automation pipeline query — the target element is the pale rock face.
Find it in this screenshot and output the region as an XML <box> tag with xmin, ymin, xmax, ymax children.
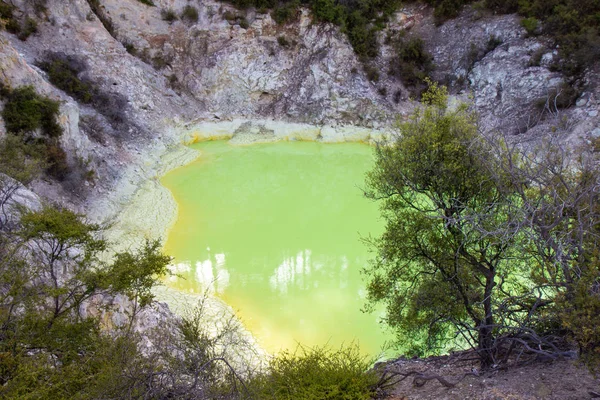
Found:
<box><xmin>469</xmin><ymin>40</ymin><xmax>564</xmax><ymax>133</ymax></box>
<box><xmin>104</xmin><ymin>1</ymin><xmax>391</xmax><ymax>126</ymax></box>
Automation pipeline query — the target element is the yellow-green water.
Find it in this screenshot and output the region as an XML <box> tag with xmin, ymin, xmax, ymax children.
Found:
<box><xmin>161</xmin><ymin>141</ymin><xmax>391</xmax><ymax>355</ymax></box>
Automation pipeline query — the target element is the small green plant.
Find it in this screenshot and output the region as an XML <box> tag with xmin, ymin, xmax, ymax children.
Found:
<box><xmin>239</xmin><ymin>17</ymin><xmax>249</xmax><ymax>28</ymax></box>
<box><xmin>4</xmin><ymin>17</ymin><xmax>20</xmax><ymax>34</ymax></box>
<box><xmin>30</xmin><ymin>0</ymin><xmax>48</xmax><ymax>14</ymax></box>
<box><xmin>247</xmin><ymin>344</ymin><xmax>377</xmax><ymax>400</ymax></box>
<box><xmin>161</xmin><ymin>8</ymin><xmax>178</xmax><ymax>23</ymax></box>
<box><xmin>271</xmin><ymin>0</ymin><xmax>300</xmax><ymax>24</ymax></box>
<box><xmin>536</xmin><ymin>82</ymin><xmax>580</xmax><ymax>110</ymax></box>
<box><xmin>0</xmin><ymin>1</ymin><xmax>13</xmax><ymax>19</ymax></box>
<box><xmin>484</xmin><ymin>0</ymin><xmax>518</xmax><ymax>13</ymax></box>
<box><xmin>486</xmin><ymin>34</ymin><xmax>502</xmax><ymax>52</ymax></box>
<box><xmin>432</xmin><ymin>0</ymin><xmax>464</xmax><ymax>25</ymax></box>
<box><xmin>528</xmin><ymin>47</ymin><xmax>546</xmax><ymax>67</ymax></box>
<box><xmin>521</xmin><ymin>17</ymin><xmax>539</xmax><ymax>36</ymax></box>
<box><xmin>222</xmin><ymin>10</ymin><xmax>237</xmax><ymax>21</ymax></box>
<box><xmin>0</xmin><ymin>134</ymin><xmax>45</xmax><ymax>184</ymax></box>
<box><xmin>1</xmin><ymin>86</ymin><xmax>62</xmax><ymax>138</ymax></box>
<box><xmin>364</xmin><ymin>65</ymin><xmax>379</xmax><ymax>82</ymax></box>
<box><xmin>18</xmin><ymin>17</ymin><xmax>38</xmax><ymax>41</ymax></box>
<box><xmin>181</xmin><ymin>5</ymin><xmax>199</xmax><ymax>22</ymax></box>
<box><xmin>277</xmin><ymin>35</ymin><xmax>290</xmax><ymax>47</ymax></box>
<box><xmin>389</xmin><ymin>35</ymin><xmax>433</xmax><ymax>92</ymax></box>
<box><xmin>45</xmin><ymin>141</ymin><xmax>69</xmax><ymax>180</ymax></box>
<box><xmin>38</xmin><ymin>56</ymin><xmax>94</xmax><ymax>103</ymax></box>
<box><xmin>123</xmin><ymin>41</ymin><xmax>137</xmax><ymax>55</ymax></box>
<box><xmin>152</xmin><ymin>54</ymin><xmax>167</xmax><ymax>69</ymax></box>
<box><xmin>136</xmin><ymin>0</ymin><xmax>154</xmax><ymax>5</ymax></box>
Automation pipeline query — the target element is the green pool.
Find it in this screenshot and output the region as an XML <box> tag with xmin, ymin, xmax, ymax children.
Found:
<box><xmin>161</xmin><ymin>140</ymin><xmax>390</xmax><ymax>355</ymax></box>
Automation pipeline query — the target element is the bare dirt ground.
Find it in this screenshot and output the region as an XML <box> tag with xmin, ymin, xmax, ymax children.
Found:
<box><xmin>377</xmin><ymin>353</ymin><xmax>600</xmax><ymax>400</ymax></box>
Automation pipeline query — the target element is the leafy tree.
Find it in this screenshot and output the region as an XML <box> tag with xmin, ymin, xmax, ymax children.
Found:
<box><xmin>491</xmin><ymin>135</ymin><xmax>600</xmax><ymax>368</ymax></box>
<box><xmin>0</xmin><ymin>196</ymin><xmax>177</xmax><ymax>398</ymax></box>
<box><xmin>107</xmin><ymin>239</ymin><xmax>172</xmax><ymax>330</ymax></box>
<box><xmin>363</xmin><ymin>82</ymin><xmax>532</xmax><ymax>367</ymax></box>
<box><xmin>19</xmin><ymin>206</ymin><xmax>106</xmax><ymax>326</ymax></box>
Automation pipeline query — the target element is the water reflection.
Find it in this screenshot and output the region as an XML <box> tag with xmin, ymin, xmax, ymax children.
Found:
<box><xmin>269</xmin><ymin>250</ymin><xmax>354</xmax><ymax>294</ymax></box>
<box><xmin>169</xmin><ymin>253</ymin><xmax>230</xmax><ymax>294</ymax></box>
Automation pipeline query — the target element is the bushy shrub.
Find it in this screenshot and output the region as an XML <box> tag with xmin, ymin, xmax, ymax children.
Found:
<box><xmin>432</xmin><ymin>0</ymin><xmax>464</xmax><ymax>25</ymax></box>
<box><xmin>364</xmin><ymin>64</ymin><xmax>379</xmax><ymax>82</ymax></box>
<box><xmin>0</xmin><ymin>1</ymin><xmax>13</xmax><ymax>19</ymax></box>
<box><xmin>239</xmin><ymin>17</ymin><xmax>249</xmax><ymax>28</ymax></box>
<box><xmin>248</xmin><ymin>344</ymin><xmax>377</xmax><ymax>400</ymax></box>
<box><xmin>277</xmin><ymin>35</ymin><xmax>290</xmax><ymax>47</ymax></box>
<box><xmin>161</xmin><ymin>8</ymin><xmax>178</xmax><ymax>23</ymax></box>
<box><xmin>123</xmin><ymin>41</ymin><xmax>137</xmax><ymax>55</ymax></box>
<box><xmin>18</xmin><ymin>17</ymin><xmax>37</xmax><ymax>41</ymax></box>
<box><xmin>1</xmin><ymin>86</ymin><xmax>61</xmax><ymax>138</ymax></box>
<box><xmin>38</xmin><ymin>55</ymin><xmax>94</xmax><ymax>103</ymax></box>
<box><xmin>271</xmin><ymin>0</ymin><xmax>300</xmax><ymax>24</ymax></box>
<box><xmin>484</xmin><ymin>0</ymin><xmax>518</xmax><ymax>13</ymax></box>
<box><xmin>30</xmin><ymin>0</ymin><xmax>48</xmax><ymax>14</ymax></box>
<box><xmin>520</xmin><ymin>17</ymin><xmax>539</xmax><ymax>35</ymax></box>
<box><xmin>181</xmin><ymin>5</ymin><xmax>199</xmax><ymax>22</ymax></box>
<box><xmin>389</xmin><ymin>36</ymin><xmax>433</xmax><ymax>90</ymax></box>
<box><xmin>38</xmin><ymin>53</ymin><xmax>130</xmax><ymax>129</ymax></box>
<box><xmin>136</xmin><ymin>0</ymin><xmax>154</xmax><ymax>5</ymax></box>
<box><xmin>45</xmin><ymin>141</ymin><xmax>69</xmax><ymax>180</ymax></box>
<box><xmin>536</xmin><ymin>82</ymin><xmax>580</xmax><ymax>110</ymax></box>
<box><xmin>0</xmin><ymin>134</ymin><xmax>45</xmax><ymax>184</ymax></box>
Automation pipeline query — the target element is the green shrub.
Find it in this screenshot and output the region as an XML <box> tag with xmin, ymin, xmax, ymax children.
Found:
<box><xmin>161</xmin><ymin>8</ymin><xmax>178</xmax><ymax>23</ymax></box>
<box><xmin>277</xmin><ymin>35</ymin><xmax>290</xmax><ymax>47</ymax></box>
<box><xmin>222</xmin><ymin>10</ymin><xmax>237</xmax><ymax>21</ymax></box>
<box><xmin>152</xmin><ymin>54</ymin><xmax>167</xmax><ymax>69</ymax></box>
<box><xmin>239</xmin><ymin>17</ymin><xmax>249</xmax><ymax>28</ymax></box>
<box><xmin>1</xmin><ymin>86</ymin><xmax>62</xmax><ymax>138</ymax></box>
<box><xmin>486</xmin><ymin>34</ymin><xmax>502</xmax><ymax>51</ymax></box>
<box><xmin>484</xmin><ymin>0</ymin><xmax>518</xmax><ymax>13</ymax></box>
<box><xmin>18</xmin><ymin>17</ymin><xmax>37</xmax><ymax>41</ymax></box>
<box><xmin>271</xmin><ymin>1</ymin><xmax>300</xmax><ymax>24</ymax></box>
<box><xmin>311</xmin><ymin>0</ymin><xmax>343</xmax><ymax>24</ymax></box>
<box><xmin>537</xmin><ymin>82</ymin><xmax>580</xmax><ymax>110</ymax></box>
<box><xmin>389</xmin><ymin>36</ymin><xmax>433</xmax><ymax>88</ymax></box>
<box><xmin>181</xmin><ymin>5</ymin><xmax>199</xmax><ymax>22</ymax></box>
<box><xmin>346</xmin><ymin>11</ymin><xmax>379</xmax><ymax>60</ymax></box>
<box><xmin>4</xmin><ymin>17</ymin><xmax>19</xmax><ymax>34</ymax></box>
<box><xmin>248</xmin><ymin>344</ymin><xmax>377</xmax><ymax>400</ymax></box>
<box><xmin>432</xmin><ymin>0</ymin><xmax>464</xmax><ymax>25</ymax></box>
<box><xmin>45</xmin><ymin>141</ymin><xmax>69</xmax><ymax>180</ymax></box>
<box><xmin>30</xmin><ymin>0</ymin><xmax>48</xmax><ymax>14</ymax></box>
<box><xmin>123</xmin><ymin>41</ymin><xmax>137</xmax><ymax>55</ymax></box>
<box><xmin>0</xmin><ymin>134</ymin><xmax>45</xmax><ymax>184</ymax></box>
<box><xmin>136</xmin><ymin>0</ymin><xmax>154</xmax><ymax>5</ymax></box>
<box><xmin>38</xmin><ymin>56</ymin><xmax>94</xmax><ymax>103</ymax></box>
<box><xmin>364</xmin><ymin>64</ymin><xmax>379</xmax><ymax>82</ymax></box>
<box><xmin>0</xmin><ymin>1</ymin><xmax>13</xmax><ymax>19</ymax></box>
<box><xmin>521</xmin><ymin>17</ymin><xmax>539</xmax><ymax>35</ymax></box>
<box><xmin>528</xmin><ymin>47</ymin><xmax>546</xmax><ymax>67</ymax></box>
